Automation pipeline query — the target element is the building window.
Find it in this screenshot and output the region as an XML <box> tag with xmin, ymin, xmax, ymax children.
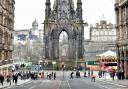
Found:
<box><xmin>0</xmin><ymin>51</ymin><xmax>1</xmax><ymax>60</ymax></box>
<box><xmin>105</xmin><ymin>30</ymin><xmax>107</xmax><ymax>35</ymax></box>
<box><xmin>100</xmin><ymin>31</ymin><xmax>103</xmax><ymax>35</ymax></box>
<box><xmin>0</xmin><ymin>13</ymin><xmax>3</xmax><ymax>25</ymax></box>
<box><xmin>4</xmin><ymin>32</ymin><xmax>8</xmax><ymax>45</ymax></box>
<box><xmin>0</xmin><ymin>30</ymin><xmax>2</xmax><ymax>43</ymax></box>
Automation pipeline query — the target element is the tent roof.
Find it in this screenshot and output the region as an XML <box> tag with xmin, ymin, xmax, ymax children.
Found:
<box><xmin>97</xmin><ymin>50</ymin><xmax>116</xmax><ymax>57</ymax></box>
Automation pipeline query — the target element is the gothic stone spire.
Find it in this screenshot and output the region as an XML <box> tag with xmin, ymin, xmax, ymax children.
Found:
<box><xmin>52</xmin><ymin>0</ymin><xmax>75</xmax><ymax>20</ymax></box>
<box><xmin>45</xmin><ymin>0</ymin><xmax>51</xmax><ymax>19</ymax></box>
<box><xmin>76</xmin><ymin>0</ymin><xmax>82</xmax><ymax>20</ymax></box>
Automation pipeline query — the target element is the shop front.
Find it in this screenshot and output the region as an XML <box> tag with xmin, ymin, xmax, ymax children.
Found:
<box><xmin>0</xmin><ymin>64</ymin><xmax>11</xmax><ymax>76</ymax></box>
<box><xmin>87</xmin><ymin>61</ymin><xmax>100</xmax><ymax>70</ymax></box>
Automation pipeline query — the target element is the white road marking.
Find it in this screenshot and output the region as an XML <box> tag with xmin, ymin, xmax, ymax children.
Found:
<box><xmin>28</xmin><ymin>86</ymin><xmax>36</xmax><ymax>89</ymax></box>
<box><xmin>57</xmin><ymin>81</ymin><xmax>61</xmax><ymax>89</ymax></box>
<box><xmin>67</xmin><ymin>80</ymin><xmax>72</xmax><ymax>89</ymax></box>
<box><xmin>57</xmin><ymin>80</ymin><xmax>71</xmax><ymax>89</ymax></box>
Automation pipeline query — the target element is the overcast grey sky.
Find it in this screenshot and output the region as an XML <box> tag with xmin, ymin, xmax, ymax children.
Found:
<box><xmin>15</xmin><ymin>0</ymin><xmax>115</xmax><ymax>39</ymax></box>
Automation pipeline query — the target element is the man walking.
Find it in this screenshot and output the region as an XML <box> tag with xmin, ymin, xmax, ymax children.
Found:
<box><xmin>91</xmin><ymin>74</ymin><xmax>96</xmax><ymax>82</ymax></box>
<box><xmin>14</xmin><ymin>74</ymin><xmax>18</xmax><ymax>85</ymax></box>
<box><xmin>7</xmin><ymin>74</ymin><xmax>11</xmax><ymax>85</ymax></box>
<box><xmin>70</xmin><ymin>72</ymin><xmax>74</xmax><ymax>79</ymax></box>
<box><xmin>0</xmin><ymin>74</ymin><xmax>4</xmax><ymax>86</ymax></box>
<box><xmin>111</xmin><ymin>69</ymin><xmax>116</xmax><ymax>80</ymax></box>
<box><xmin>53</xmin><ymin>72</ymin><xmax>56</xmax><ymax>80</ymax></box>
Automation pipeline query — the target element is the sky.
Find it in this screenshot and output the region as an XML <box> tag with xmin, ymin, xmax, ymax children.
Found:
<box><xmin>15</xmin><ymin>0</ymin><xmax>115</xmax><ymax>39</ymax></box>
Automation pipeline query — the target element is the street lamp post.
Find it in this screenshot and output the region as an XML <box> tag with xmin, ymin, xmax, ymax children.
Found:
<box><xmin>38</xmin><ymin>63</ymin><xmax>40</xmax><ymax>75</ymax></box>
<box><xmin>63</xmin><ymin>68</ymin><xmax>64</xmax><ymax>80</ymax></box>
<box><xmin>75</xmin><ymin>35</ymin><xmax>78</xmax><ymax>69</ymax></box>
<box><xmin>62</xmin><ymin>63</ymin><xmax>65</xmax><ymax>80</ymax></box>
<box><xmin>104</xmin><ymin>71</ymin><xmax>106</xmax><ymax>80</ymax></box>
<box><xmin>52</xmin><ymin>61</ymin><xmax>56</xmax><ymax>71</ymax></box>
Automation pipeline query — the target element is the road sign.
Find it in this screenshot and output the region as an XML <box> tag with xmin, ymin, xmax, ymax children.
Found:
<box><xmin>31</xmin><ymin>64</ymin><xmax>41</xmax><ymax>72</ymax></box>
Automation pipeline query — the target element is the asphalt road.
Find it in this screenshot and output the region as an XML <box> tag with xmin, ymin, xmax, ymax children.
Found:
<box><xmin>6</xmin><ymin>71</ymin><xmax>128</xmax><ymax>89</ymax></box>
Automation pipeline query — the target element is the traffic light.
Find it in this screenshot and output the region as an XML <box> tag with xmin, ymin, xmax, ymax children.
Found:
<box><xmin>62</xmin><ymin>64</ymin><xmax>64</xmax><ymax>68</ymax></box>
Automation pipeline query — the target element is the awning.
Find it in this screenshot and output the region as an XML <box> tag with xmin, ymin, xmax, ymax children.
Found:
<box><xmin>97</xmin><ymin>50</ymin><xmax>116</xmax><ymax>57</ymax></box>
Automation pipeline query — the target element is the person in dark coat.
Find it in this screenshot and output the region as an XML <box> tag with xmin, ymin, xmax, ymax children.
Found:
<box><xmin>14</xmin><ymin>74</ymin><xmax>18</xmax><ymax>85</ymax></box>
<box><xmin>12</xmin><ymin>74</ymin><xmax>15</xmax><ymax>83</ymax></box>
<box><xmin>51</xmin><ymin>72</ymin><xmax>54</xmax><ymax>78</ymax></box>
<box><xmin>78</xmin><ymin>71</ymin><xmax>81</xmax><ymax>78</ymax></box>
<box><xmin>7</xmin><ymin>75</ymin><xmax>11</xmax><ymax>85</ymax></box>
<box><xmin>91</xmin><ymin>74</ymin><xmax>96</xmax><ymax>82</ymax></box>
<box><xmin>53</xmin><ymin>72</ymin><xmax>56</xmax><ymax>80</ymax></box>
<box><xmin>84</xmin><ymin>71</ymin><xmax>87</xmax><ymax>77</ymax></box>
<box><xmin>121</xmin><ymin>70</ymin><xmax>125</xmax><ymax>80</ymax></box>
<box><xmin>88</xmin><ymin>70</ymin><xmax>90</xmax><ymax>77</ymax></box>
<box><xmin>0</xmin><ymin>74</ymin><xmax>4</xmax><ymax>86</ymax></box>
<box><xmin>70</xmin><ymin>72</ymin><xmax>74</xmax><ymax>79</ymax></box>
<box><xmin>76</xmin><ymin>71</ymin><xmax>79</xmax><ymax>78</ymax></box>
<box><xmin>111</xmin><ymin>69</ymin><xmax>116</xmax><ymax>80</ymax></box>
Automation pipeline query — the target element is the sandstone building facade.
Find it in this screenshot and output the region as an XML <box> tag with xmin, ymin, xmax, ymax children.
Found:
<box><xmin>85</xmin><ymin>20</ymin><xmax>116</xmax><ymax>62</ymax></box>
<box><xmin>115</xmin><ymin>0</ymin><xmax>128</xmax><ymax>79</ymax></box>
<box><xmin>0</xmin><ymin>0</ymin><xmax>15</xmax><ymax>66</ymax></box>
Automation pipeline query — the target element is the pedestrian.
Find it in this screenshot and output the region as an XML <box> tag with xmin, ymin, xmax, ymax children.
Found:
<box><xmin>53</xmin><ymin>72</ymin><xmax>56</xmax><ymax>80</ymax></box>
<box><xmin>91</xmin><ymin>70</ymin><xmax>93</xmax><ymax>76</ymax></box>
<box><xmin>78</xmin><ymin>71</ymin><xmax>81</xmax><ymax>78</ymax></box>
<box><xmin>7</xmin><ymin>75</ymin><xmax>11</xmax><ymax>85</ymax></box>
<box><xmin>14</xmin><ymin>74</ymin><xmax>18</xmax><ymax>85</ymax></box>
<box><xmin>111</xmin><ymin>69</ymin><xmax>116</xmax><ymax>80</ymax></box>
<box><xmin>84</xmin><ymin>71</ymin><xmax>86</xmax><ymax>77</ymax></box>
<box><xmin>76</xmin><ymin>71</ymin><xmax>79</xmax><ymax>78</ymax></box>
<box><xmin>41</xmin><ymin>72</ymin><xmax>44</xmax><ymax>79</ymax></box>
<box><xmin>88</xmin><ymin>70</ymin><xmax>90</xmax><ymax>77</ymax></box>
<box><xmin>26</xmin><ymin>72</ymin><xmax>30</xmax><ymax>79</ymax></box>
<box><xmin>116</xmin><ymin>70</ymin><xmax>120</xmax><ymax>80</ymax></box>
<box><xmin>47</xmin><ymin>72</ymin><xmax>49</xmax><ymax>79</ymax></box>
<box><xmin>70</xmin><ymin>72</ymin><xmax>74</xmax><ymax>79</ymax></box>
<box><xmin>103</xmin><ymin>71</ymin><xmax>105</xmax><ymax>77</ymax></box>
<box><xmin>0</xmin><ymin>74</ymin><xmax>4</xmax><ymax>86</ymax></box>
<box><xmin>121</xmin><ymin>70</ymin><xmax>125</xmax><ymax>80</ymax></box>
<box><xmin>91</xmin><ymin>74</ymin><xmax>96</xmax><ymax>82</ymax></box>
<box><xmin>12</xmin><ymin>74</ymin><xmax>15</xmax><ymax>83</ymax></box>
<box><xmin>51</xmin><ymin>72</ymin><xmax>54</xmax><ymax>78</ymax></box>
<box><xmin>98</xmin><ymin>71</ymin><xmax>101</xmax><ymax>78</ymax></box>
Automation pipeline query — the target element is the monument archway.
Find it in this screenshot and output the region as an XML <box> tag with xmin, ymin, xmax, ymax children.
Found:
<box><xmin>43</xmin><ymin>0</ymin><xmax>85</xmax><ymax>66</ymax></box>
<box><xmin>59</xmin><ymin>31</ymin><xmax>68</xmax><ymax>59</ymax></box>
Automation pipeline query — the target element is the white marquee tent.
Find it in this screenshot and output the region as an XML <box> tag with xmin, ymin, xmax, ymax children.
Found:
<box><xmin>97</xmin><ymin>50</ymin><xmax>116</xmax><ymax>57</ymax></box>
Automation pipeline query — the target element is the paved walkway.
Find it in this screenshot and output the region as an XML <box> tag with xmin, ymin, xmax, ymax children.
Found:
<box><xmin>79</xmin><ymin>71</ymin><xmax>128</xmax><ymax>87</ymax></box>
<box><xmin>0</xmin><ymin>79</ymin><xmax>31</xmax><ymax>88</ymax></box>
<box><xmin>97</xmin><ymin>76</ymin><xmax>128</xmax><ymax>87</ymax></box>
<box><xmin>93</xmin><ymin>72</ymin><xmax>128</xmax><ymax>87</ymax></box>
